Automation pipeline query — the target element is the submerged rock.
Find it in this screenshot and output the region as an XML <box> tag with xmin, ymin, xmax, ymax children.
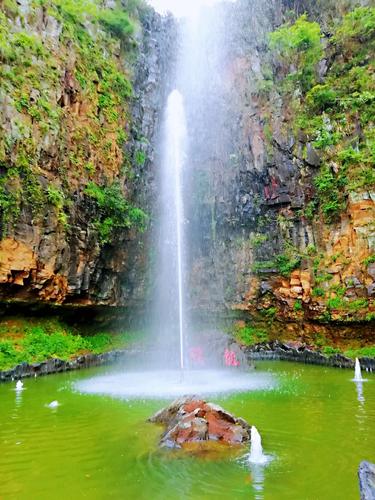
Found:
<box><xmin>359</xmin><ymin>461</ymin><xmax>375</xmax><ymax>500</ymax></box>
<box><xmin>149</xmin><ymin>396</ymin><xmax>251</xmax><ymax>449</ymax></box>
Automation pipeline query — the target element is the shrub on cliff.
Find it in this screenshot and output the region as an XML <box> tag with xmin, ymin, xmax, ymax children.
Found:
<box><xmin>269</xmin><ymin>14</ymin><xmax>323</xmax><ymax>92</ymax></box>
<box><xmin>85</xmin><ymin>181</ymin><xmax>147</xmax><ymax>244</ymax></box>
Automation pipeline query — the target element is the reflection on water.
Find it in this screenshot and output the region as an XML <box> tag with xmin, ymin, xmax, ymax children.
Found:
<box><xmin>355</xmin><ymin>381</ymin><xmax>365</xmax><ymax>404</ymax></box>
<box><xmin>250</xmin><ymin>463</ymin><xmax>265</xmax><ymax>499</ymax></box>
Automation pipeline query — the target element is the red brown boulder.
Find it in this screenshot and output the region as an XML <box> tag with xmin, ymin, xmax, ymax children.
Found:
<box><xmin>149</xmin><ymin>396</ymin><xmax>251</xmax><ymax>449</ymax></box>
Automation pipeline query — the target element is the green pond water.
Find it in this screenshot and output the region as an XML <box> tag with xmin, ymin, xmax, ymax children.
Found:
<box><xmin>0</xmin><ymin>360</ymin><xmax>374</xmax><ymax>499</ymax></box>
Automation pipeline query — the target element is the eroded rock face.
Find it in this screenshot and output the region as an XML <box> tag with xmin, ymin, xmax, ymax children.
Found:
<box><xmin>149</xmin><ymin>396</ymin><xmax>251</xmax><ymax>449</ymax></box>
<box><xmin>0</xmin><ymin>4</ymin><xmax>172</xmax><ymax>308</ymax></box>
<box><xmin>359</xmin><ymin>461</ymin><xmax>375</xmax><ymax>500</ymax></box>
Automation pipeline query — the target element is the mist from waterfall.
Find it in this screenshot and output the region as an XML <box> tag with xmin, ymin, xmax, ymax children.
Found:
<box><xmin>151</xmin><ymin>90</ymin><xmax>188</xmax><ymax>369</ymax></box>
<box><xmin>151</xmin><ymin>1</ymin><xmax>238</xmax><ymax>369</ymax></box>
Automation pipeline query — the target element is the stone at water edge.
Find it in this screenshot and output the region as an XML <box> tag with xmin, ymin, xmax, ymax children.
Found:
<box><xmin>359</xmin><ymin>461</ymin><xmax>375</xmax><ymax>500</ymax></box>
<box><xmin>148</xmin><ymin>396</ymin><xmax>251</xmax><ymax>449</ymax></box>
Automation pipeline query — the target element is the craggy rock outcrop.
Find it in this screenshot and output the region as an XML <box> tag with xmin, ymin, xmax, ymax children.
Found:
<box><xmin>149</xmin><ymin>396</ymin><xmax>251</xmax><ymax>449</ymax></box>
<box><xmin>359</xmin><ymin>461</ymin><xmax>375</xmax><ymax>500</ymax></box>
<box><xmin>0</xmin><ymin>1</ymin><xmax>172</xmax><ymax>308</ymax></box>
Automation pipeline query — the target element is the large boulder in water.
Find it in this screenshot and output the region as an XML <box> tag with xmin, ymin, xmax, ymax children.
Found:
<box><xmin>149</xmin><ymin>396</ymin><xmax>251</xmax><ymax>449</ymax></box>
<box><xmin>359</xmin><ymin>461</ymin><xmax>375</xmax><ymax>500</ymax></box>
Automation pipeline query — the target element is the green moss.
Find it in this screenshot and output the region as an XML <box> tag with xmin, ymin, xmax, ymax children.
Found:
<box><xmin>85</xmin><ymin>181</ymin><xmax>147</xmax><ymax>243</ymax></box>
<box><xmin>134</xmin><ymin>150</ymin><xmax>147</xmax><ymax>167</ymax></box>
<box><xmin>98</xmin><ymin>9</ymin><xmax>135</xmax><ymax>40</ymax></box>
<box><xmin>234</xmin><ymin>324</ymin><xmax>269</xmax><ymax>346</ymax></box>
<box><xmin>363</xmin><ymin>255</ymin><xmax>375</xmax><ymax>266</ymax></box>
<box><xmin>250</xmin><ymin>233</ymin><xmax>268</xmax><ymax>247</ymax></box>
<box><xmin>294</xmin><ymin>300</ymin><xmax>303</xmax><ymax>311</ymax></box>
<box><xmin>312</xmin><ymin>287</ymin><xmax>325</xmax><ymax>298</ymax></box>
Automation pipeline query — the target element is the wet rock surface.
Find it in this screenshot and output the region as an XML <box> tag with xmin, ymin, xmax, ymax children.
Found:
<box><xmin>149</xmin><ymin>396</ymin><xmax>251</xmax><ymax>449</ymax></box>
<box><xmin>359</xmin><ymin>461</ymin><xmax>375</xmax><ymax>500</ymax></box>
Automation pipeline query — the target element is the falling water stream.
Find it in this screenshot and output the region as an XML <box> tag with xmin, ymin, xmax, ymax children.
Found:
<box><xmin>165</xmin><ymin>90</ymin><xmax>187</xmax><ymax>370</ymax></box>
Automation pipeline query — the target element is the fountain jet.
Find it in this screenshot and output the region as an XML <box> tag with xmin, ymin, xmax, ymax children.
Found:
<box><xmin>153</xmin><ymin>89</ymin><xmax>187</xmax><ymax>370</ymax></box>
<box><xmin>249</xmin><ymin>426</ymin><xmax>268</xmax><ymax>465</ymax></box>
<box><xmin>15</xmin><ymin>380</ymin><xmax>24</xmax><ymax>391</ymax></box>
<box><xmin>354</xmin><ymin>358</ymin><xmax>363</xmax><ymax>382</ymax></box>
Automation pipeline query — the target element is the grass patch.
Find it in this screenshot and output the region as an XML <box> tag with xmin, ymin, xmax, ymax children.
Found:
<box><xmin>0</xmin><ymin>318</ymin><xmax>140</xmax><ymax>371</ymax></box>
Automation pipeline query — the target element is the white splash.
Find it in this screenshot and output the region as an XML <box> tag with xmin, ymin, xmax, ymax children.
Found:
<box><xmin>15</xmin><ymin>380</ymin><xmax>24</xmax><ymax>391</ymax></box>
<box><xmin>353</xmin><ymin>358</ymin><xmax>367</xmax><ymax>382</ymax></box>
<box><xmin>47</xmin><ymin>401</ymin><xmax>59</xmax><ymax>408</ymax></box>
<box><xmin>75</xmin><ymin>369</ymin><xmax>275</xmax><ymax>399</ymax></box>
<box><xmin>249</xmin><ymin>426</ymin><xmax>269</xmax><ymax>465</ymax></box>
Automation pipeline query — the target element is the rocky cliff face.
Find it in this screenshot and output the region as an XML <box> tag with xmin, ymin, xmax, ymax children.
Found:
<box><xmin>0</xmin><ymin>0</ymin><xmax>171</xmax><ymax>308</ymax></box>
<box><xmin>0</xmin><ymin>0</ymin><xmax>373</xmax><ymax>338</ymax></box>
<box><xmin>184</xmin><ymin>0</ymin><xmax>374</xmax><ymax>331</ymax></box>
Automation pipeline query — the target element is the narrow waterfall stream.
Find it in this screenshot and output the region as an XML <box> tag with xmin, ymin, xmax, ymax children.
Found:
<box><xmin>160</xmin><ymin>90</ymin><xmax>187</xmax><ymax>370</ymax></box>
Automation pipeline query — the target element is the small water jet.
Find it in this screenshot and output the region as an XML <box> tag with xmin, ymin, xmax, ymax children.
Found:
<box><xmin>15</xmin><ymin>380</ymin><xmax>24</xmax><ymax>391</ymax></box>
<box><xmin>353</xmin><ymin>358</ymin><xmax>367</xmax><ymax>382</ymax></box>
<box><xmin>249</xmin><ymin>426</ymin><xmax>269</xmax><ymax>465</ymax></box>
<box><xmin>47</xmin><ymin>401</ymin><xmax>59</xmax><ymax>409</ymax></box>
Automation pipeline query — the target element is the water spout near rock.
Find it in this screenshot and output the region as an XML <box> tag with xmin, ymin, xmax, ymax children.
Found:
<box><xmin>249</xmin><ymin>426</ymin><xmax>268</xmax><ymax>465</ymax></box>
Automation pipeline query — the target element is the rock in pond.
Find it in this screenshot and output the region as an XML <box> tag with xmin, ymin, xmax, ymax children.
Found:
<box><xmin>149</xmin><ymin>396</ymin><xmax>251</xmax><ymax>449</ymax></box>
<box><xmin>359</xmin><ymin>461</ymin><xmax>375</xmax><ymax>500</ymax></box>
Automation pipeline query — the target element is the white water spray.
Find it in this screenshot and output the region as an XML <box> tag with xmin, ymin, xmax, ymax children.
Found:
<box><xmin>249</xmin><ymin>426</ymin><xmax>268</xmax><ymax>465</ymax></box>
<box><xmin>155</xmin><ymin>89</ymin><xmax>187</xmax><ymax>370</ymax></box>
<box><xmin>171</xmin><ymin>91</ymin><xmax>186</xmax><ymax>371</ymax></box>
<box><xmin>15</xmin><ymin>380</ymin><xmax>24</xmax><ymax>391</ymax></box>
<box><xmin>354</xmin><ymin>358</ymin><xmax>363</xmax><ymax>382</ymax></box>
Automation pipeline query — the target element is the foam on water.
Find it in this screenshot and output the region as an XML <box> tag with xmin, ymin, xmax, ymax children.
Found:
<box><xmin>74</xmin><ymin>369</ymin><xmax>276</xmax><ymax>399</ymax></box>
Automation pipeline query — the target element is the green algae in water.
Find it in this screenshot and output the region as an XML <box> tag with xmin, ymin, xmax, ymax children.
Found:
<box><xmin>0</xmin><ymin>361</ymin><xmax>374</xmax><ymax>499</ymax></box>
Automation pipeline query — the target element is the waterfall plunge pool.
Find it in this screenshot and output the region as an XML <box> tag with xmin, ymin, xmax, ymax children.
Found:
<box><xmin>1</xmin><ymin>360</ymin><xmax>374</xmax><ymax>499</ymax></box>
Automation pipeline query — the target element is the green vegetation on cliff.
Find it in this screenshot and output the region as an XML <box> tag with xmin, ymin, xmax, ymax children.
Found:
<box><xmin>269</xmin><ymin>7</ymin><xmax>375</xmax><ymax>222</ymax></box>
<box><xmin>0</xmin><ymin>0</ymin><xmax>147</xmax><ymax>242</ymax></box>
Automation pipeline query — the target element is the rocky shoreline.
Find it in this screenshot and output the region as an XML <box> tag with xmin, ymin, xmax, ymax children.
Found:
<box><xmin>1</xmin><ymin>341</ymin><xmax>374</xmax><ymax>383</ymax></box>
<box><xmin>0</xmin><ymin>349</ymin><xmax>134</xmax><ymax>382</ymax></box>
<box><xmin>243</xmin><ymin>341</ymin><xmax>375</xmax><ymax>371</ymax></box>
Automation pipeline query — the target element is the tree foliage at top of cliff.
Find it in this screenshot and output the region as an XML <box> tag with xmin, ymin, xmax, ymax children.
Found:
<box><xmin>0</xmin><ymin>0</ymin><xmax>147</xmax><ymax>243</ymax></box>
<box><xmin>266</xmin><ymin>7</ymin><xmax>375</xmax><ymax>223</ymax></box>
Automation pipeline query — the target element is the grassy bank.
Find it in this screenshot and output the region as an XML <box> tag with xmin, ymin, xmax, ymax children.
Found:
<box><xmin>0</xmin><ymin>317</ymin><xmax>143</xmax><ymax>371</ymax></box>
